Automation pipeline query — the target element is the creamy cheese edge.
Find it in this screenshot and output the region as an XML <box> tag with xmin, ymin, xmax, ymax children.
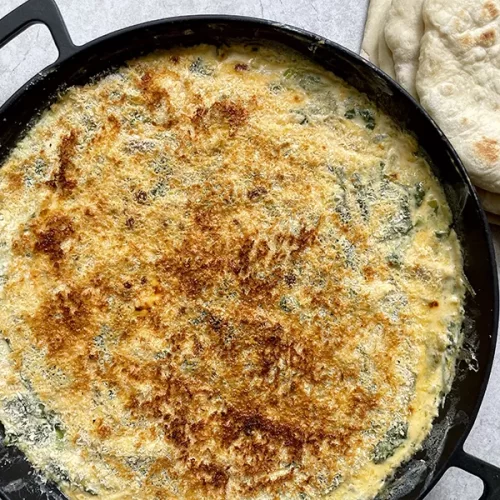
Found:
<box><xmin>0</xmin><ymin>43</ymin><xmax>464</xmax><ymax>499</ymax></box>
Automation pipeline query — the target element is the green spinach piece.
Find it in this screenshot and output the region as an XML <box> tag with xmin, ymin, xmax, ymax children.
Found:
<box><xmin>352</xmin><ymin>173</ymin><xmax>370</xmax><ymax>221</ymax></box>
<box><xmin>343</xmin><ymin>107</ymin><xmax>376</xmax><ymax>129</ymax></box>
<box><xmin>328</xmin><ymin>166</ymin><xmax>351</xmax><ymax>223</ymax></box>
<box><xmin>344</xmin><ymin>108</ymin><xmax>356</xmax><ymax>119</ymax></box>
<box><xmin>373</xmin><ymin>421</ymin><xmax>408</xmax><ymax>464</ymax></box>
<box><xmin>414</xmin><ymin>182</ymin><xmax>426</xmax><ymax>207</ymax></box>
<box><xmin>387</xmin><ymin>253</ymin><xmax>402</xmax><ymax>268</ymax></box>
<box><xmin>359</xmin><ymin>108</ymin><xmax>376</xmax><ymax>130</ymax></box>
<box><xmin>189</xmin><ymin>57</ymin><xmax>214</xmax><ymax>76</ymax></box>
<box><xmin>280</xmin><ymin>295</ymin><xmax>299</xmax><ymax>313</ymax></box>
<box><xmin>383</xmin><ymin>196</ymin><xmax>413</xmax><ymax>240</ymax></box>
<box><xmin>283</xmin><ymin>68</ymin><xmax>325</xmax><ymax>91</ymax></box>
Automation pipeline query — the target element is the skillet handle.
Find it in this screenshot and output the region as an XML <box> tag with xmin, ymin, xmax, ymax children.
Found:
<box><xmin>0</xmin><ymin>0</ymin><xmax>75</xmax><ymax>61</ymax></box>
<box><xmin>450</xmin><ymin>447</ymin><xmax>500</xmax><ymax>500</ymax></box>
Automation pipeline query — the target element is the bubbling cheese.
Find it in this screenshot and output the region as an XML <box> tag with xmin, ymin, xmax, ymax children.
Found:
<box><xmin>0</xmin><ymin>43</ymin><xmax>464</xmax><ymax>499</ymax></box>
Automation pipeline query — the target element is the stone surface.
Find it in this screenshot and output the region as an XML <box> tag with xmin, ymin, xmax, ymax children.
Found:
<box><xmin>0</xmin><ymin>1</ymin><xmax>498</xmax><ymax>499</ymax></box>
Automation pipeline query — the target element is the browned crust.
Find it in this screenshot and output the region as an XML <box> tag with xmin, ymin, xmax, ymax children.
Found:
<box><xmin>483</xmin><ymin>0</ymin><xmax>500</xmax><ymax>19</ymax></box>
<box><xmin>32</xmin><ymin>213</ymin><xmax>74</xmax><ymax>262</ymax></box>
<box><xmin>478</xmin><ymin>28</ymin><xmax>497</xmax><ymax>47</ymax></box>
<box><xmin>474</xmin><ymin>137</ymin><xmax>500</xmax><ymax>164</ymax></box>
<box><xmin>46</xmin><ymin>131</ymin><xmax>79</xmax><ymax>192</ymax></box>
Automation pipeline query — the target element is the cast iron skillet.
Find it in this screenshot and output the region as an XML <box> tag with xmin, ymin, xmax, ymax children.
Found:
<box><xmin>0</xmin><ymin>0</ymin><xmax>499</xmax><ymax>498</ymax></box>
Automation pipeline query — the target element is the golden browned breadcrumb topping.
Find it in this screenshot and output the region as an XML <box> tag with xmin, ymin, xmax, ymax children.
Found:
<box><xmin>0</xmin><ymin>44</ymin><xmax>464</xmax><ymax>499</ymax></box>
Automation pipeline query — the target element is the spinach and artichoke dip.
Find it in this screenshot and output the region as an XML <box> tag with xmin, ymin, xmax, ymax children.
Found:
<box><xmin>0</xmin><ymin>43</ymin><xmax>465</xmax><ymax>499</ymax></box>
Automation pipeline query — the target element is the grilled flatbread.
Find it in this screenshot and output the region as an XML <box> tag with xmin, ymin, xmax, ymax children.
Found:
<box><xmin>361</xmin><ymin>0</ymin><xmax>397</xmax><ymax>78</ymax></box>
<box><xmin>417</xmin><ymin>0</ymin><xmax>500</xmax><ymax>192</ymax></box>
<box><xmin>384</xmin><ymin>0</ymin><xmax>424</xmax><ymax>98</ymax></box>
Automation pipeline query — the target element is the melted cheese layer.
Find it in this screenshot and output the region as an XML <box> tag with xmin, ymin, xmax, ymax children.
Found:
<box><xmin>0</xmin><ymin>44</ymin><xmax>464</xmax><ymax>499</ymax></box>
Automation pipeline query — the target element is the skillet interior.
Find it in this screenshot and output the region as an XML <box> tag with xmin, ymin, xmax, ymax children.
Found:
<box><xmin>0</xmin><ymin>17</ymin><xmax>497</xmax><ymax>500</ymax></box>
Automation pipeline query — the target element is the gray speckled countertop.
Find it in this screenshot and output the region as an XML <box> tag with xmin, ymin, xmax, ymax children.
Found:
<box><xmin>0</xmin><ymin>1</ymin><xmax>498</xmax><ymax>499</ymax></box>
